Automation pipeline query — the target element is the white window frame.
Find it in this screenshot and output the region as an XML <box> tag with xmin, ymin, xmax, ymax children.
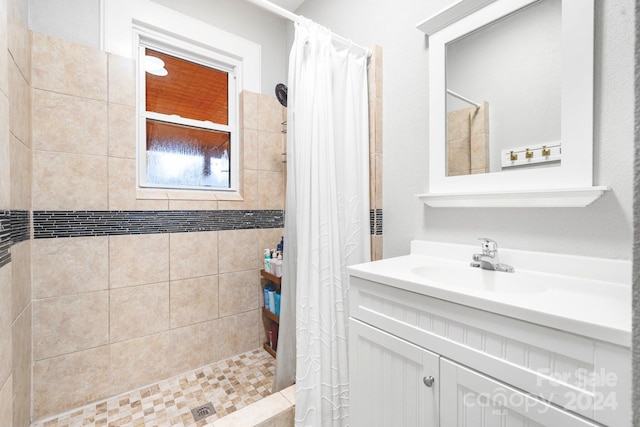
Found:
<box><xmin>134</xmin><ymin>25</ymin><xmax>241</xmax><ymax>194</ymax></box>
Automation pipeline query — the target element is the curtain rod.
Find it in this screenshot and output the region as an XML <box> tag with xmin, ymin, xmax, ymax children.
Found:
<box><xmin>244</xmin><ymin>0</ymin><xmax>372</xmax><ymax>57</ymax></box>
<box><xmin>447</xmin><ymin>89</ymin><xmax>481</xmax><ymax>108</ymax></box>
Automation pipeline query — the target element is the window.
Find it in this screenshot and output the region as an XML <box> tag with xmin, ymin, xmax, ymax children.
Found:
<box><xmin>137</xmin><ymin>35</ymin><xmax>239</xmax><ymax>192</ymax></box>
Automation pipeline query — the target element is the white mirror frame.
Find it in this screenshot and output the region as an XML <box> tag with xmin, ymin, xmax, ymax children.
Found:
<box><xmin>416</xmin><ymin>0</ymin><xmax>608</xmax><ymax>208</ymax></box>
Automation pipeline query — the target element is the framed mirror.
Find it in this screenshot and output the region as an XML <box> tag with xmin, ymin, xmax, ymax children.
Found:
<box><xmin>416</xmin><ymin>0</ymin><xmax>607</xmax><ymax>207</ymax></box>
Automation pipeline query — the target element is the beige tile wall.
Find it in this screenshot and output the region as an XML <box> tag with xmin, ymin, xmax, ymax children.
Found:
<box><xmin>9</xmin><ymin>133</ymin><xmax>30</xmax><ymax>210</ymax></box>
<box><xmin>0</xmin><ymin>95</ymin><xmax>9</xmax><ymax>209</ymax></box>
<box><xmin>0</xmin><ymin>375</ymin><xmax>11</xmax><ymax>427</ymax></box>
<box><xmin>11</xmin><ymin>298</ymin><xmax>31</xmax><ymax>427</ymax></box>
<box><xmin>8</xmin><ymin>45</ymin><xmax>29</xmax><ymax>148</ymax></box>
<box><xmin>110</xmin><ymin>283</ymin><xmax>169</xmax><ymax>342</ymax></box>
<box><xmin>33</xmin><ymin>291</ymin><xmax>109</xmax><ymax>360</ymax></box>
<box><xmin>11</xmin><ymin>241</ymin><xmax>32</xmax><ymax>426</ymax></box>
<box><xmin>170</xmin><ymin>275</ymin><xmax>219</xmax><ymax>328</ymax></box>
<box><xmin>108</xmin><ymin>233</ymin><xmax>169</xmax><ymax>288</ymax></box>
<box><xmin>470</xmin><ymin>102</ymin><xmax>490</xmax><ymax>175</ymax></box>
<box><xmin>29</xmin><ymin>32</ymin><xmax>286</xmax><ymax>421</ymax></box>
<box><xmin>32</xmin><ymin>346</ymin><xmax>111</xmax><ymax>420</ymax></box>
<box><xmin>368</xmin><ymin>46</ymin><xmax>383</xmax><ymax>261</ymax></box>
<box><xmin>1</xmin><ymin>0</ymin><xmax>32</xmax><ymax>426</ymax></box>
<box><xmin>0</xmin><ymin>0</ymin><xmax>7</xmax><ymax>99</ymax></box>
<box><xmin>10</xmin><ymin>237</ymin><xmax>30</xmax><ymax>318</ymax></box>
<box><xmin>446</xmin><ymin>103</ymin><xmax>489</xmax><ymax>176</ymax></box>
<box><xmin>0</xmin><ymin>265</ymin><xmax>12</xmax><ymax>427</ymax></box>
<box><xmin>31</xmin><ymin>236</ymin><xmax>108</xmax><ymax>298</ymax></box>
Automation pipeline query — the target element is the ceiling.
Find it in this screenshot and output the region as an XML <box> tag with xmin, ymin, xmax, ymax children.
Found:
<box><xmin>269</xmin><ymin>0</ymin><xmax>305</xmax><ymax>12</ymax></box>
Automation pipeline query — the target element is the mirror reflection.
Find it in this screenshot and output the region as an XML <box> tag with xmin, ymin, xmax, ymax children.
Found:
<box><xmin>445</xmin><ymin>0</ymin><xmax>561</xmax><ymax>176</ymax></box>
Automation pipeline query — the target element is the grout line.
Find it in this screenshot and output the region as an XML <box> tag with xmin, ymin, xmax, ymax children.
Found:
<box><xmin>168</xmin><ymin>232</ymin><xmax>172</xmax><ymax>330</ymax></box>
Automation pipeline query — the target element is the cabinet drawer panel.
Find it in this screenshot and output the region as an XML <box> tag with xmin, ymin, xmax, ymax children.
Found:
<box><xmin>441</xmin><ymin>358</ymin><xmax>598</xmax><ymax>427</ymax></box>
<box><xmin>351</xmin><ymin>277</ymin><xmax>594</xmax><ymax>362</ymax></box>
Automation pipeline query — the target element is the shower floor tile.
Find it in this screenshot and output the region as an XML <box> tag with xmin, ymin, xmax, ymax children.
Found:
<box><xmin>31</xmin><ymin>348</ymin><xmax>275</xmax><ymax>427</ymax></box>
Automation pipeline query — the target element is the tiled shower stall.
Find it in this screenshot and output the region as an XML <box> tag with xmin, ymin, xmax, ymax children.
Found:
<box><xmin>27</xmin><ymin>31</ymin><xmax>286</xmax><ymax>421</ymax></box>
<box><xmin>0</xmin><ymin>0</ymin><xmax>383</xmax><ymax>423</ymax></box>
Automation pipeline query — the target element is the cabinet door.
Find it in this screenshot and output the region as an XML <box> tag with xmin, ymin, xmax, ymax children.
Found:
<box><xmin>440</xmin><ymin>358</ymin><xmax>598</xmax><ymax>427</ymax></box>
<box><xmin>349</xmin><ymin>319</ymin><xmax>439</xmax><ymax>427</ymax></box>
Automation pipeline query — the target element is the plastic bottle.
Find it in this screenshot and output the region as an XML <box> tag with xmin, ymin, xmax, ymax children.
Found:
<box><xmin>264</xmin><ymin>288</ymin><xmax>270</xmax><ymax>310</ymax></box>
<box><xmin>277</xmin><ymin>236</ymin><xmax>284</xmax><ymax>253</ymax></box>
<box><xmin>268</xmin><ymin>324</ymin><xmax>275</xmax><ymax>349</ymax></box>
<box><xmin>268</xmin><ymin>290</ymin><xmax>276</xmax><ymax>314</ymax></box>
<box><xmin>264</xmin><ymin>249</ymin><xmax>272</xmax><ymax>274</ymax></box>
<box><xmin>275</xmin><ymin>293</ymin><xmax>281</xmax><ymax>316</ymax></box>
<box><xmin>269</xmin><ymin>323</ymin><xmax>278</xmax><ymax>350</ymax></box>
<box><xmin>274</xmin><ymin>253</ymin><xmax>283</xmax><ymax>277</ymax></box>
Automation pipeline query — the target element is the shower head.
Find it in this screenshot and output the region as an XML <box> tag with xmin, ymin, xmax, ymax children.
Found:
<box><xmin>275</xmin><ymin>83</ymin><xmax>288</xmax><ymax>107</ymax></box>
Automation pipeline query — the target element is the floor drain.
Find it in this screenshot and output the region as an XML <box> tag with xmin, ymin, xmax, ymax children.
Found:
<box><xmin>191</xmin><ymin>402</ymin><xmax>216</xmax><ymax>421</ymax></box>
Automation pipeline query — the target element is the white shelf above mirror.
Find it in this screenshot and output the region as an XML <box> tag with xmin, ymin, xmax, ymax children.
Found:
<box><xmin>417</xmin><ymin>0</ymin><xmax>499</xmax><ymax>36</ymax></box>
<box><xmin>416</xmin><ymin>186</ymin><xmax>608</xmax><ymax>208</ymax></box>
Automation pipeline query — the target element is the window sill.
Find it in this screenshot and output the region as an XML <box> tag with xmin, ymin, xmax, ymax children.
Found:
<box><xmin>136</xmin><ymin>188</ymin><xmax>243</xmax><ymax>202</ymax></box>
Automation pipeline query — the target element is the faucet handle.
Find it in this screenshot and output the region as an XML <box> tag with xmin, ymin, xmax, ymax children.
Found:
<box><xmin>478</xmin><ymin>237</ymin><xmax>498</xmax><ymax>256</ymax></box>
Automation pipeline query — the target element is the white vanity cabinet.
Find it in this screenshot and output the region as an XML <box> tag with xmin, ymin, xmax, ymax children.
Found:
<box><xmin>349</xmin><ymin>319</ymin><xmax>439</xmax><ymax>426</ymax></box>
<box><xmin>348</xmin><ymin>276</ymin><xmax>631</xmax><ymax>427</ymax></box>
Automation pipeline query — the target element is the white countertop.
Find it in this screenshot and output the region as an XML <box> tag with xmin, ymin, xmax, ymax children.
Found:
<box><xmin>348</xmin><ymin>241</ymin><xmax>631</xmax><ymax>347</ymax></box>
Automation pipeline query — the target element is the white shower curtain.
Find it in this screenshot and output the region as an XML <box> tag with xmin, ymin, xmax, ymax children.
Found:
<box><xmin>274</xmin><ymin>18</ymin><xmax>370</xmax><ymax>427</ymax></box>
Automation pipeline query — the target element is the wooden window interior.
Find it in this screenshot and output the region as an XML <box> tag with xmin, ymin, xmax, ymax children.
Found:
<box><xmin>145</xmin><ymin>48</ymin><xmax>229</xmax><ymax>124</ymax></box>
<box><xmin>144</xmin><ymin>48</ymin><xmax>231</xmax><ymax>189</ymax></box>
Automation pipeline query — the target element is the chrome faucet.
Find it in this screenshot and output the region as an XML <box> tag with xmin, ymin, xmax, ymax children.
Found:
<box><xmin>470</xmin><ymin>238</ymin><xmax>514</xmax><ymax>273</ymax></box>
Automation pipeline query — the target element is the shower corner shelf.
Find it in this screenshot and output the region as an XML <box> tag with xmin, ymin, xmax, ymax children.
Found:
<box><xmin>262</xmin><ymin>307</ymin><xmax>279</xmax><ymax>357</ymax></box>
<box><xmin>263</xmin><ymin>343</ymin><xmax>277</xmax><ymax>358</ymax></box>
<box><xmin>261</xmin><ymin>269</ymin><xmax>281</xmax><ymax>357</ymax></box>
<box><xmin>262</xmin><ymin>306</ymin><xmax>280</xmax><ymax>323</ymax></box>
<box><xmin>260</xmin><ymin>269</ymin><xmax>281</xmax><ymax>285</ymax></box>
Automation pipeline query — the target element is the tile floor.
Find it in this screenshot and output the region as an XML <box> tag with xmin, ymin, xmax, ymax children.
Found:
<box><xmin>31</xmin><ymin>348</ymin><xmax>276</xmax><ymax>427</ymax></box>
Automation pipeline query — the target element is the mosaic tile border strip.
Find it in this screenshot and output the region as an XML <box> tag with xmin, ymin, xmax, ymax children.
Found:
<box><xmin>31</xmin><ymin>348</ymin><xmax>276</xmax><ymax>427</ymax></box>
<box><xmin>33</xmin><ymin>210</ymin><xmax>285</xmax><ymax>239</ymax></box>
<box><xmin>0</xmin><ymin>210</ymin><xmax>31</xmax><ymax>269</ymax></box>
<box><xmin>370</xmin><ymin>208</ymin><xmax>383</xmax><ymax>236</ymax></box>
<box><xmin>10</xmin><ymin>209</ymin><xmax>30</xmax><ymax>243</ymax></box>
<box><xmin>7</xmin><ymin>206</ymin><xmax>375</xmax><ymax>244</ymax></box>
<box><xmin>0</xmin><ymin>211</ymin><xmax>10</xmax><ymax>269</ymax></box>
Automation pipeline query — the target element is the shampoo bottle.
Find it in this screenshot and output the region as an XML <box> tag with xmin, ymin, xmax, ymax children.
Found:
<box><xmin>264</xmin><ymin>288</ymin><xmax>270</xmax><ymax>311</ymax></box>
<box><xmin>275</xmin><ymin>293</ymin><xmax>281</xmax><ymax>316</ymax></box>
<box><xmin>274</xmin><ymin>253</ymin><xmax>283</xmax><ymax>277</ymax></box>
<box><xmin>268</xmin><ymin>290</ymin><xmax>276</xmax><ymax>314</ymax></box>
<box><xmin>264</xmin><ymin>249</ymin><xmax>272</xmax><ymax>274</ymax></box>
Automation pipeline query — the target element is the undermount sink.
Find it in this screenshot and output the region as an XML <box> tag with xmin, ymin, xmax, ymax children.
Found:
<box><xmin>410</xmin><ymin>265</ymin><xmax>547</xmax><ymax>293</ymax></box>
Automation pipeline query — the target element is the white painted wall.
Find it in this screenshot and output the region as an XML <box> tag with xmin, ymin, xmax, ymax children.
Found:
<box><xmin>28</xmin><ymin>0</ymin><xmax>101</xmax><ymax>49</ymax></box>
<box><xmin>295</xmin><ymin>0</ymin><xmax>635</xmax><ymax>260</ymax></box>
<box><xmin>27</xmin><ymin>0</ymin><xmax>290</xmax><ymax>96</ymax></box>
<box><xmin>151</xmin><ymin>0</ymin><xmax>290</xmax><ymax>95</ymax></box>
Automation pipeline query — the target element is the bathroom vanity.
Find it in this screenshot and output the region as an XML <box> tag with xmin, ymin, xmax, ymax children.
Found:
<box><xmin>347</xmin><ymin>241</ymin><xmax>630</xmax><ymax>427</ymax></box>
